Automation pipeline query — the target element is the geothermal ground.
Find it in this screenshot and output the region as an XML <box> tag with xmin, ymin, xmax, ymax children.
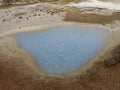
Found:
<box><xmin>0</xmin><ymin>0</ymin><xmax>120</xmax><ymax>90</ymax></box>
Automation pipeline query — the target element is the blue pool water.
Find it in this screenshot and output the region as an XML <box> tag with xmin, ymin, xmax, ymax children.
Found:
<box><xmin>13</xmin><ymin>26</ymin><xmax>108</xmax><ymax>74</ymax></box>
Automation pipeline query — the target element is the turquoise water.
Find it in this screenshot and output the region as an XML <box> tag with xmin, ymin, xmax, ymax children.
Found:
<box><xmin>13</xmin><ymin>26</ymin><xmax>108</xmax><ymax>74</ymax></box>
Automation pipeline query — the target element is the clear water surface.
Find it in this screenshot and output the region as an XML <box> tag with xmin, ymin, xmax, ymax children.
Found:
<box><xmin>13</xmin><ymin>26</ymin><xmax>108</xmax><ymax>74</ymax></box>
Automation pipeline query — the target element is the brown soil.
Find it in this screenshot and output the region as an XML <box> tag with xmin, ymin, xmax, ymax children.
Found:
<box><xmin>0</xmin><ymin>3</ymin><xmax>34</xmax><ymax>9</ymax></box>
<box><xmin>64</xmin><ymin>8</ymin><xmax>120</xmax><ymax>24</ymax></box>
<box><xmin>0</xmin><ymin>36</ymin><xmax>120</xmax><ymax>90</ymax></box>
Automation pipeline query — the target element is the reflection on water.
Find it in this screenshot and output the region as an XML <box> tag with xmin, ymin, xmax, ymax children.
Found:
<box><xmin>13</xmin><ymin>26</ymin><xmax>108</xmax><ymax>74</ymax></box>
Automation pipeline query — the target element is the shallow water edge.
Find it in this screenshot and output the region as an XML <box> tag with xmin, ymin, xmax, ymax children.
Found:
<box><xmin>1</xmin><ymin>22</ymin><xmax>112</xmax><ymax>78</ymax></box>
<box><xmin>13</xmin><ymin>26</ymin><xmax>109</xmax><ymax>74</ymax></box>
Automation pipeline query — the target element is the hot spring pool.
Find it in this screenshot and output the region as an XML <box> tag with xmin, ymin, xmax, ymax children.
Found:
<box><xmin>13</xmin><ymin>26</ymin><xmax>109</xmax><ymax>74</ymax></box>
